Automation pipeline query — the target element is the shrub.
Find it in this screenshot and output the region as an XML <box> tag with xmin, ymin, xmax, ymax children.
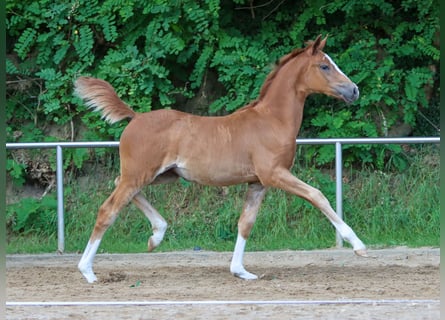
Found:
<box><xmin>6</xmin><ymin>0</ymin><xmax>439</xmax><ymax>178</ymax></box>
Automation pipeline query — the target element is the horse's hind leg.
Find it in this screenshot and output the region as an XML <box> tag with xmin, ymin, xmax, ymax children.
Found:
<box><xmin>116</xmin><ymin>173</ymin><xmax>173</xmax><ymax>251</ymax></box>
<box><xmin>131</xmin><ymin>192</ymin><xmax>167</xmax><ymax>252</ymax></box>
<box><xmin>78</xmin><ymin>180</ymin><xmax>139</xmax><ymax>283</ymax></box>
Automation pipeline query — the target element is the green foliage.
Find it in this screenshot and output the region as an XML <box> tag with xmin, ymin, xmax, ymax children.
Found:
<box><xmin>6</xmin><ymin>0</ymin><xmax>439</xmax><ymax>174</ymax></box>
<box><xmin>6</xmin><ymin>159</ymin><xmax>26</xmax><ymax>186</ymax></box>
<box><xmin>6</xmin><ymin>195</ymin><xmax>58</xmax><ymax>234</ymax></box>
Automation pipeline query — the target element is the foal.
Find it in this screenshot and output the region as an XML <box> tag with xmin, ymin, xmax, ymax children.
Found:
<box><xmin>76</xmin><ymin>35</ymin><xmax>367</xmax><ymax>283</ymax></box>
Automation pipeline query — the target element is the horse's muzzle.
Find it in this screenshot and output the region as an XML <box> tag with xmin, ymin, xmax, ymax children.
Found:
<box><xmin>336</xmin><ymin>83</ymin><xmax>359</xmax><ymax>103</ymax></box>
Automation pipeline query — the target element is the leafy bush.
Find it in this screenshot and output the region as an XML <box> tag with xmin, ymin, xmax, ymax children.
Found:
<box><xmin>6</xmin><ymin>0</ymin><xmax>439</xmax><ymax>176</ymax></box>
<box><xmin>6</xmin><ymin>158</ymin><xmax>26</xmax><ymax>186</ymax></box>
<box><xmin>6</xmin><ymin>195</ymin><xmax>57</xmax><ymax>235</ymax></box>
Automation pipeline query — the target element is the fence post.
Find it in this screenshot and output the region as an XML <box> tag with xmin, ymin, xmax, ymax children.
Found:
<box><xmin>335</xmin><ymin>142</ymin><xmax>343</xmax><ymax>248</ymax></box>
<box><xmin>56</xmin><ymin>145</ymin><xmax>64</xmax><ymax>253</ymax></box>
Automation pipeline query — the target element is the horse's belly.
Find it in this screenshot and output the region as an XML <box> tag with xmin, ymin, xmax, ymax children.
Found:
<box><xmin>173</xmin><ymin>164</ymin><xmax>257</xmax><ymax>186</ymax></box>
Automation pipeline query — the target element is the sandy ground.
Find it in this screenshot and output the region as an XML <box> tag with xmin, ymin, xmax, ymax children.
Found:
<box><xmin>6</xmin><ymin>247</ymin><xmax>439</xmax><ymax>319</ymax></box>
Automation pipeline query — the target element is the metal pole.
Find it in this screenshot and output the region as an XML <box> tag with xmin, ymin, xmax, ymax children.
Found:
<box><xmin>335</xmin><ymin>142</ymin><xmax>343</xmax><ymax>248</ymax></box>
<box><xmin>56</xmin><ymin>145</ymin><xmax>64</xmax><ymax>253</ymax></box>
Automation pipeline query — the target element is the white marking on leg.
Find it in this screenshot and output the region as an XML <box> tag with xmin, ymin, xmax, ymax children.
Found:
<box><xmin>230</xmin><ymin>234</ymin><xmax>258</xmax><ymax>280</ymax></box>
<box><xmin>78</xmin><ymin>239</ymin><xmax>101</xmax><ymax>283</ymax></box>
<box><xmin>266</xmin><ymin>170</ymin><xmax>367</xmax><ymax>257</ymax></box>
<box><xmin>132</xmin><ymin>193</ymin><xmax>167</xmax><ymax>251</ymax></box>
<box><xmin>309</xmin><ymin>186</ymin><xmax>367</xmax><ymax>255</ymax></box>
<box><xmin>149</xmin><ymin>217</ymin><xmax>167</xmax><ymax>251</ymax></box>
<box><xmin>331</xmin><ymin>220</ymin><xmax>366</xmax><ymax>253</ymax></box>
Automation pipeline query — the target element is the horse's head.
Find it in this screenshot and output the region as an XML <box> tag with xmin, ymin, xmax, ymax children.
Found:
<box><xmin>300</xmin><ymin>35</ymin><xmax>359</xmax><ymax>103</ymax></box>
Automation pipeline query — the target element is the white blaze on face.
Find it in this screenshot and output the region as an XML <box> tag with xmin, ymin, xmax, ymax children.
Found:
<box><xmin>323</xmin><ymin>53</ymin><xmax>349</xmax><ymax>79</ymax></box>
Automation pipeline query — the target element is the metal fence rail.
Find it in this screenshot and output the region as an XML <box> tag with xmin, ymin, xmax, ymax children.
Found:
<box><xmin>6</xmin><ymin>137</ymin><xmax>440</xmax><ymax>253</ymax></box>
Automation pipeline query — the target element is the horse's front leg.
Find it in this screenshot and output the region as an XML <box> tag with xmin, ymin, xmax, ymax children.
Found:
<box><xmin>230</xmin><ymin>183</ymin><xmax>267</xmax><ymax>280</ymax></box>
<box><xmin>267</xmin><ymin>168</ymin><xmax>368</xmax><ymax>256</ymax></box>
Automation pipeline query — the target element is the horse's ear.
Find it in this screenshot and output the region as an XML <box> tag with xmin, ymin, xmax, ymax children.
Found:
<box><xmin>318</xmin><ymin>35</ymin><xmax>327</xmax><ymax>51</ymax></box>
<box><xmin>307</xmin><ymin>34</ymin><xmax>327</xmax><ymax>55</ymax></box>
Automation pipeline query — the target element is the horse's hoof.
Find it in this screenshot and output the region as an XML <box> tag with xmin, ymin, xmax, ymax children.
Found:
<box><xmin>354</xmin><ymin>249</ymin><xmax>369</xmax><ymax>257</ymax></box>
<box><xmin>81</xmin><ymin>270</ymin><xmax>98</xmax><ymax>283</ymax></box>
<box><xmin>148</xmin><ymin>237</ymin><xmax>157</xmax><ymax>252</ymax></box>
<box><xmin>78</xmin><ymin>263</ymin><xmax>98</xmax><ymax>283</ymax></box>
<box><xmin>232</xmin><ymin>269</ymin><xmax>258</xmax><ymax>280</ymax></box>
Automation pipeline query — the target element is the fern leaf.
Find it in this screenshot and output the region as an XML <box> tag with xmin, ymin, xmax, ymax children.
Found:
<box><xmin>6</xmin><ymin>59</ymin><xmax>19</xmax><ymax>75</ymax></box>
<box><xmin>36</xmin><ymin>68</ymin><xmax>57</xmax><ymax>81</ymax></box>
<box><xmin>53</xmin><ymin>43</ymin><xmax>70</xmax><ymax>64</ymax></box>
<box><xmin>15</xmin><ymin>28</ymin><xmax>37</xmax><ymax>60</ymax></box>
<box><xmin>74</xmin><ymin>25</ymin><xmax>94</xmax><ymax>60</ymax></box>
<box><xmin>190</xmin><ymin>46</ymin><xmax>213</xmax><ymax>88</ymax></box>
<box><xmin>99</xmin><ymin>15</ymin><xmax>118</xmax><ymax>42</ymax></box>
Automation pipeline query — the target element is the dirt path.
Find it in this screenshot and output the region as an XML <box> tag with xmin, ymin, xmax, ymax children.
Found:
<box><xmin>6</xmin><ymin>247</ymin><xmax>439</xmax><ymax>319</ymax></box>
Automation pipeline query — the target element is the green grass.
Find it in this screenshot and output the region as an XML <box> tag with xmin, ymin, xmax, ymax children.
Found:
<box><xmin>6</xmin><ymin>147</ymin><xmax>440</xmax><ymax>254</ymax></box>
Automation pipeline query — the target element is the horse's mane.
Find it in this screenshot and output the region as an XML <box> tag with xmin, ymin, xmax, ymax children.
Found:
<box><xmin>236</xmin><ymin>47</ymin><xmax>306</xmax><ymax>112</ymax></box>
<box><xmin>258</xmin><ymin>47</ymin><xmax>306</xmax><ymax>101</ymax></box>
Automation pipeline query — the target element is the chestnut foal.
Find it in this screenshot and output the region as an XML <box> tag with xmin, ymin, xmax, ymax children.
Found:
<box><xmin>76</xmin><ymin>35</ymin><xmax>367</xmax><ymax>283</ymax></box>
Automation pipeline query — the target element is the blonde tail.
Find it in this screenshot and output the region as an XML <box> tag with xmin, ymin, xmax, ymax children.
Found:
<box><xmin>74</xmin><ymin>77</ymin><xmax>136</xmax><ymax>124</ymax></box>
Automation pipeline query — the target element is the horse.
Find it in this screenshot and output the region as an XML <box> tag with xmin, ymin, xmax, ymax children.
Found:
<box><xmin>75</xmin><ymin>35</ymin><xmax>367</xmax><ymax>283</ymax></box>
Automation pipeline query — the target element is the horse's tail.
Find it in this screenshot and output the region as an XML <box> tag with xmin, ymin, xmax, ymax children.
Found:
<box><xmin>74</xmin><ymin>77</ymin><xmax>136</xmax><ymax>124</ymax></box>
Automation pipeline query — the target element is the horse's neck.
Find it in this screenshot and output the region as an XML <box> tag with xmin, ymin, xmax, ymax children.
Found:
<box><xmin>256</xmin><ymin>62</ymin><xmax>307</xmax><ymax>137</ymax></box>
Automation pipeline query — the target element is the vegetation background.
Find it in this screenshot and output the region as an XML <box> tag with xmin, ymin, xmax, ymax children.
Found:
<box><xmin>5</xmin><ymin>0</ymin><xmax>440</xmax><ymax>253</ymax></box>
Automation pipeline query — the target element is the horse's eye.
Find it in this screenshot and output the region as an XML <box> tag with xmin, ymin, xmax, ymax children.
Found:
<box><xmin>320</xmin><ymin>64</ymin><xmax>330</xmax><ymax>71</ymax></box>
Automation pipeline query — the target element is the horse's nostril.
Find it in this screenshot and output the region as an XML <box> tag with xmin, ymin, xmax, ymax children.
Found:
<box><xmin>352</xmin><ymin>85</ymin><xmax>359</xmax><ymax>98</ymax></box>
